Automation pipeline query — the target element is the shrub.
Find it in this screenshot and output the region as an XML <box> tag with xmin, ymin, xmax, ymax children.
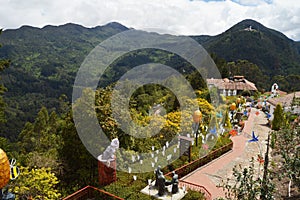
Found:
<box><xmin>272</xmin><ymin>104</ymin><xmax>285</xmax><ymax>131</ymax></box>
<box><xmin>182</xmin><ymin>190</ymin><xmax>205</xmax><ymax>200</ymax></box>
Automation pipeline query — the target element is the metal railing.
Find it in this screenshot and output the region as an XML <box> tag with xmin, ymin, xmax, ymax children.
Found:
<box><xmin>63</xmin><ymin>186</ymin><xmax>124</xmax><ymax>200</ymax></box>
<box><xmin>179</xmin><ymin>180</ymin><xmax>212</xmax><ymax>200</ymax></box>
<box><xmin>165</xmin><ymin>142</ymin><xmax>233</xmax><ymax>179</ymax></box>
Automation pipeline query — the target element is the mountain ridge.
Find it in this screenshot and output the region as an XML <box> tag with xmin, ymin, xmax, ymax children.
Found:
<box><xmin>191</xmin><ymin>19</ymin><xmax>300</xmax><ymax>76</ymax></box>
<box><xmin>0</xmin><ymin>22</ymin><xmax>130</xmax><ymax>138</ymax></box>
<box><xmin>0</xmin><ymin>19</ymin><xmax>300</xmax><ymax>139</ymax></box>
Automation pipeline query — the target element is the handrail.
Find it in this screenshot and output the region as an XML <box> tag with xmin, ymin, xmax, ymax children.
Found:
<box><xmin>89</xmin><ymin>186</ymin><xmax>124</xmax><ymax>200</ymax></box>
<box><xmin>179</xmin><ymin>180</ymin><xmax>212</xmax><ymax>200</ymax></box>
<box><xmin>63</xmin><ymin>186</ymin><xmax>91</xmax><ymax>200</ymax></box>
<box><xmin>165</xmin><ymin>141</ymin><xmax>233</xmax><ymax>178</ymax></box>
<box><xmin>63</xmin><ymin>185</ymin><xmax>124</xmax><ymax>200</ymax></box>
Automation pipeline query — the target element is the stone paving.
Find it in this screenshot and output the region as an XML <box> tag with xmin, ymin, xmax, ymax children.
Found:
<box><xmin>181</xmin><ymin>108</ymin><xmax>271</xmax><ymax>199</ymax></box>
<box><xmin>141</xmin><ymin>182</ymin><xmax>187</xmax><ymax>200</ymax></box>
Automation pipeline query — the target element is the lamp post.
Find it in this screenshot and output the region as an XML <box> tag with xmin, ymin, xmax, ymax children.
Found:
<box><xmin>192</xmin><ymin>110</ymin><xmax>202</xmax><ymax>146</ymax></box>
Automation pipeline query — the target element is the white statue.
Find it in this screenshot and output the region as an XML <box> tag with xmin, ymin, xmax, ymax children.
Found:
<box><xmin>98</xmin><ymin>138</ymin><xmax>119</xmax><ymax>167</ymax></box>
<box><xmin>271</xmin><ymin>83</ymin><xmax>279</xmax><ymax>97</ymax></box>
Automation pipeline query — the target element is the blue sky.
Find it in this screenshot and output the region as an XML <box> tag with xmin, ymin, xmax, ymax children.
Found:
<box><xmin>1</xmin><ymin>0</ymin><xmax>300</xmax><ymax>40</ymax></box>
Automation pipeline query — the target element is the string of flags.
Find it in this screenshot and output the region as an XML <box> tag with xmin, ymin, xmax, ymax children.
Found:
<box><xmin>127</xmin><ymin>107</ymin><xmax>240</xmax><ymax>176</ymax></box>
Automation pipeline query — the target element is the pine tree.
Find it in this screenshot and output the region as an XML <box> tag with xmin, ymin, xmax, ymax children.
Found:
<box><xmin>18</xmin><ymin>107</ymin><xmax>62</xmax><ymax>171</ymax></box>
<box><xmin>272</xmin><ymin>104</ymin><xmax>284</xmax><ymax>131</ymax></box>
<box><xmin>58</xmin><ymin>110</ymin><xmax>98</xmax><ymax>190</ymax></box>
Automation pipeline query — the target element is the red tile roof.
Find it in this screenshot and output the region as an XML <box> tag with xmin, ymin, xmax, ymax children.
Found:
<box><xmin>267</xmin><ymin>92</ymin><xmax>300</xmax><ymax>107</ymax></box>
<box><xmin>207</xmin><ymin>76</ymin><xmax>257</xmax><ymax>91</ymax></box>
<box><xmin>264</xmin><ymin>90</ymin><xmax>287</xmax><ymax>96</ymax></box>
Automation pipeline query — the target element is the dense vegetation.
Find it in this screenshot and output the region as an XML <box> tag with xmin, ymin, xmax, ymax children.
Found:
<box><xmin>194</xmin><ymin>19</ymin><xmax>300</xmax><ymax>77</ymax></box>
<box><xmin>1</xmin><ymin>19</ymin><xmax>300</xmax><ymax>139</ymax></box>
<box><xmin>0</xmin><ymin>30</ymin><xmax>9</xmax><ymax>124</ymax></box>
<box><xmin>0</xmin><ymin>22</ymin><xmax>128</xmax><ymax>138</ymax></box>
<box><xmin>1</xmin><ymin>80</ymin><xmax>229</xmax><ymax>198</ymax></box>
<box><xmin>1</xmin><ymin>32</ymin><xmax>232</xmax><ymax>197</ymax></box>
<box><xmin>1</xmin><ymin>19</ymin><xmax>300</xmax><ymax>199</ymax></box>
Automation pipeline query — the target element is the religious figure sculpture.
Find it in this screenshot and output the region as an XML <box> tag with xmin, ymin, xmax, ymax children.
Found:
<box><xmin>166</xmin><ymin>171</ymin><xmax>179</xmax><ymax>194</ymax></box>
<box><xmin>154</xmin><ymin>166</ymin><xmax>162</xmax><ymax>187</ymax></box>
<box><xmin>157</xmin><ymin>171</ymin><xmax>166</xmax><ymax>196</ymax></box>
<box><xmin>98</xmin><ymin>138</ymin><xmax>119</xmax><ymax>167</ymax></box>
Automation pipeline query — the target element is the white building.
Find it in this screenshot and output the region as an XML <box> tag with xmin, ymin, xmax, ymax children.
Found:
<box><xmin>207</xmin><ymin>76</ymin><xmax>257</xmax><ymax>96</ymax></box>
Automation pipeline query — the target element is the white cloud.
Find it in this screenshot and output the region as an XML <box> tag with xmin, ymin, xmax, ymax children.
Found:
<box><xmin>0</xmin><ymin>0</ymin><xmax>300</xmax><ymax>40</ymax></box>
<box><xmin>231</xmin><ymin>0</ymin><xmax>272</xmax><ymax>6</ymax></box>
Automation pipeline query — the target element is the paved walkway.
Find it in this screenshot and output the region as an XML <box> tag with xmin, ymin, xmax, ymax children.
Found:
<box><xmin>181</xmin><ymin>108</ymin><xmax>271</xmax><ymax>199</ymax></box>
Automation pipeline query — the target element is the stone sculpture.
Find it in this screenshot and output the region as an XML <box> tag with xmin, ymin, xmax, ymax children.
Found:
<box><xmin>157</xmin><ymin>171</ymin><xmax>166</xmax><ymax>196</ymax></box>
<box><xmin>154</xmin><ymin>166</ymin><xmax>162</xmax><ymax>187</ymax></box>
<box><xmin>167</xmin><ymin>171</ymin><xmax>179</xmax><ymax>194</ymax></box>
<box><xmin>98</xmin><ymin>138</ymin><xmax>119</xmax><ymax>167</ymax></box>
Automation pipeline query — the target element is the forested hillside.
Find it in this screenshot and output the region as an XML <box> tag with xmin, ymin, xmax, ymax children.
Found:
<box><xmin>0</xmin><ymin>19</ymin><xmax>300</xmax><ymax>139</ymax></box>
<box><xmin>0</xmin><ymin>22</ymin><xmax>128</xmax><ymax>138</ymax></box>
<box><xmin>1</xmin><ymin>20</ymin><xmax>300</xmax><ymax>199</ymax></box>
<box><xmin>193</xmin><ymin>19</ymin><xmax>300</xmax><ymax>76</ymax></box>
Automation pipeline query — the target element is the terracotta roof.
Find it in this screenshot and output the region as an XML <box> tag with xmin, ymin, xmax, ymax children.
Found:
<box><xmin>264</xmin><ymin>90</ymin><xmax>287</xmax><ymax>96</ymax></box>
<box><xmin>207</xmin><ymin>77</ymin><xmax>257</xmax><ymax>91</ymax></box>
<box><xmin>267</xmin><ymin>91</ymin><xmax>300</xmax><ymax>107</ymax></box>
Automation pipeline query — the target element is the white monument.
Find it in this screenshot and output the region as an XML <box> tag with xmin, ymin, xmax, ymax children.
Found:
<box><xmin>271</xmin><ymin>83</ymin><xmax>279</xmax><ymax>97</ymax></box>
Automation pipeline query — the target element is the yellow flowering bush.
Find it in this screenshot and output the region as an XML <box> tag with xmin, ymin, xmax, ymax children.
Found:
<box><xmin>11</xmin><ymin>167</ymin><xmax>61</xmax><ymax>200</ymax></box>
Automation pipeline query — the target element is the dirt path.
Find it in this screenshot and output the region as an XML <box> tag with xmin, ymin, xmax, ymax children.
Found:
<box><xmin>181</xmin><ymin>108</ymin><xmax>271</xmax><ymax>199</ymax></box>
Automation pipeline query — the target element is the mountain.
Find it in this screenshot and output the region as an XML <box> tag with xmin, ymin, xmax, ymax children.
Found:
<box><xmin>0</xmin><ymin>19</ymin><xmax>300</xmax><ymax>139</ymax></box>
<box><xmin>192</xmin><ymin>19</ymin><xmax>300</xmax><ymax>76</ymax></box>
<box><xmin>0</xmin><ymin>22</ymin><xmax>128</xmax><ymax>139</ymax></box>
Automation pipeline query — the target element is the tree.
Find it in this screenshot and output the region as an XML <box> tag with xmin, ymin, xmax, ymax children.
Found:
<box><xmin>17</xmin><ymin>107</ymin><xmax>62</xmax><ymax>172</ymax></box>
<box><xmin>0</xmin><ymin>29</ymin><xmax>10</xmax><ymax>124</ymax></box>
<box><xmin>0</xmin><ymin>136</ymin><xmax>14</xmax><ymax>158</ymax></box>
<box><xmin>58</xmin><ymin>110</ymin><xmax>98</xmax><ymax>191</ymax></box>
<box><xmin>272</xmin><ymin>127</ymin><xmax>300</xmax><ymax>197</ymax></box>
<box><xmin>271</xmin><ymin>75</ymin><xmax>289</xmax><ymax>92</ymax></box>
<box><xmin>18</xmin><ymin>107</ymin><xmax>61</xmax><ymax>153</ymax></box>
<box><xmin>286</xmin><ymin>75</ymin><xmax>300</xmax><ymax>91</ymax></box>
<box><xmin>220</xmin><ymin>157</ymin><xmax>275</xmax><ymax>200</ymax></box>
<box><xmin>10</xmin><ymin>167</ymin><xmax>61</xmax><ymax>200</ymax></box>
<box><xmin>272</xmin><ymin>104</ymin><xmax>285</xmax><ymax>131</ymax></box>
